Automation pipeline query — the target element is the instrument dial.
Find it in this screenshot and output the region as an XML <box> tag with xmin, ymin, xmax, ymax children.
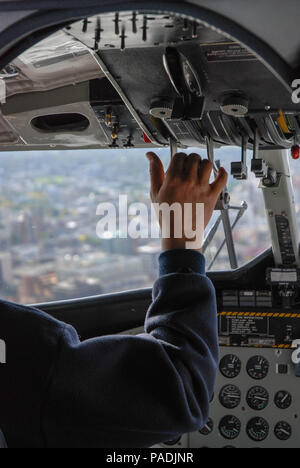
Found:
<box><xmin>219</xmin><ymin>385</ymin><xmax>241</xmax><ymax>409</ymax></box>
<box><xmin>246</xmin><ymin>417</ymin><xmax>269</xmax><ymax>442</ymax></box>
<box><xmin>246</xmin><ymin>356</ymin><xmax>269</xmax><ymax>380</ymax></box>
<box><xmin>246</xmin><ymin>386</ymin><xmax>269</xmax><ymax>411</ymax></box>
<box><xmin>199</xmin><ymin>418</ymin><xmax>214</xmax><ymax>436</ymax></box>
<box><xmin>219</xmin><ymin>354</ymin><xmax>242</xmax><ymax>379</ymax></box>
<box><xmin>274</xmin><ymin>421</ymin><xmax>292</xmax><ymax>441</ymax></box>
<box><xmin>274</xmin><ymin>391</ymin><xmax>292</xmax><ymax>410</ymax></box>
<box><xmin>219</xmin><ymin>415</ymin><xmax>241</xmax><ymax>440</ymax></box>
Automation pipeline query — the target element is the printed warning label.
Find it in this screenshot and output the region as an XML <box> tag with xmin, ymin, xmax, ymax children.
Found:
<box><xmin>218</xmin><ymin>310</ymin><xmax>300</xmax><ymax>347</ymax></box>
<box><xmin>221</xmin><ymin>315</ymin><xmax>267</xmax><ymax>335</ymax></box>
<box><xmin>203</xmin><ymin>43</ymin><xmax>257</xmax><ymax>62</ymax></box>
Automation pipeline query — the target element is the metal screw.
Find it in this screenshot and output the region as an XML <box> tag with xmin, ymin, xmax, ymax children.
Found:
<box><xmin>192</xmin><ymin>21</ymin><xmax>198</xmax><ymax>38</ymax></box>
<box><xmin>142</xmin><ymin>16</ymin><xmax>148</xmax><ymax>42</ymax></box>
<box><xmin>131</xmin><ymin>11</ymin><xmax>137</xmax><ymax>34</ymax></box>
<box><xmin>114</xmin><ymin>13</ymin><xmax>120</xmax><ymax>36</ymax></box>
<box><xmin>120</xmin><ymin>26</ymin><xmax>127</xmax><ymax>51</ymax></box>
<box><xmin>94</xmin><ymin>17</ymin><xmax>103</xmax><ymax>50</ymax></box>
<box><xmin>82</xmin><ymin>18</ymin><xmax>89</xmax><ymax>33</ymax></box>
<box><xmin>182</xmin><ymin>18</ymin><xmax>189</xmax><ymax>31</ymax></box>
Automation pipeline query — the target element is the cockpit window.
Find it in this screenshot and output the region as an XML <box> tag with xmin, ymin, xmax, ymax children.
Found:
<box><xmin>0</xmin><ymin>146</ymin><xmax>273</xmax><ymax>304</ymax></box>
<box><xmin>1</xmin><ymin>8</ymin><xmax>299</xmax><ymax>304</ymax></box>
<box><xmin>204</xmin><ymin>146</ymin><xmax>272</xmax><ymax>271</ymax></box>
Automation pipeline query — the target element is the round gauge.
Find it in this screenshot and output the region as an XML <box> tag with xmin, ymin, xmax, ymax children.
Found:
<box><xmin>246</xmin><ymin>356</ymin><xmax>269</xmax><ymax>380</ymax></box>
<box><xmin>219</xmin><ymin>415</ymin><xmax>241</xmax><ymax>440</ymax></box>
<box><xmin>219</xmin><ymin>385</ymin><xmax>241</xmax><ymax>409</ymax></box>
<box><xmin>274</xmin><ymin>421</ymin><xmax>292</xmax><ymax>441</ymax></box>
<box><xmin>199</xmin><ymin>418</ymin><xmax>214</xmax><ymax>436</ymax></box>
<box><xmin>246</xmin><ymin>417</ymin><xmax>269</xmax><ymax>442</ymax></box>
<box><xmin>274</xmin><ymin>391</ymin><xmax>292</xmax><ymax>410</ymax></box>
<box><xmin>219</xmin><ymin>354</ymin><xmax>242</xmax><ymax>379</ymax></box>
<box><xmin>246</xmin><ymin>386</ymin><xmax>269</xmax><ymax>411</ymax></box>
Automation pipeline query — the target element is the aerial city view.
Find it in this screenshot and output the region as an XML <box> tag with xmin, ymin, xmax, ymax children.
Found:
<box><xmin>0</xmin><ymin>146</ymin><xmax>298</xmax><ymax>305</ymax></box>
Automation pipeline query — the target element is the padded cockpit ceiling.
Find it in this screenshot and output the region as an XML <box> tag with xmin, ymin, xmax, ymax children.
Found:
<box><xmin>189</xmin><ymin>0</ymin><xmax>300</xmax><ymax>69</ymax></box>
<box><xmin>0</xmin><ymin>0</ymin><xmax>299</xmax><ymax>71</ymax></box>
<box><xmin>0</xmin><ymin>11</ymin><xmax>34</xmax><ymax>34</ymax></box>
<box><xmin>0</xmin><ymin>10</ymin><xmax>35</xmax><ymax>53</ymax></box>
<box><xmin>6</xmin><ymin>32</ymin><xmax>104</xmax><ymax>99</ymax></box>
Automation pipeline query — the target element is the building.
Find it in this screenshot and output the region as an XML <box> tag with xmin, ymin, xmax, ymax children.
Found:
<box><xmin>137</xmin><ymin>243</ymin><xmax>160</xmax><ymax>279</ymax></box>
<box><xmin>0</xmin><ymin>252</ymin><xmax>13</xmax><ymax>284</ymax></box>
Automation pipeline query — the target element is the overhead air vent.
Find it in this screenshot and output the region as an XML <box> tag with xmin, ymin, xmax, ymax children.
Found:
<box><xmin>31</xmin><ymin>113</ymin><xmax>90</xmax><ymax>133</ymax></box>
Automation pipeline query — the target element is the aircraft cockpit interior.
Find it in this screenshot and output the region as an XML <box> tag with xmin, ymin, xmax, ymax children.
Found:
<box><xmin>0</xmin><ymin>0</ymin><xmax>300</xmax><ymax>449</ymax></box>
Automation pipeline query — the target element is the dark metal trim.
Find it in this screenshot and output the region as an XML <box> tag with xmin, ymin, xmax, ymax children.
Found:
<box><xmin>31</xmin><ymin>248</ymin><xmax>273</xmax><ymax>340</ymax></box>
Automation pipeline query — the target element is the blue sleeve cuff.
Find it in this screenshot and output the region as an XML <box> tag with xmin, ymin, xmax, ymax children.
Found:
<box><xmin>159</xmin><ymin>249</ymin><xmax>206</xmax><ymax>277</ymax></box>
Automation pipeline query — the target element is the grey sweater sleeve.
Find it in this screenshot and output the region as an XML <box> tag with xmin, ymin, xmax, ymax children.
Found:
<box><xmin>43</xmin><ymin>249</ymin><xmax>219</xmax><ymax>448</ymax></box>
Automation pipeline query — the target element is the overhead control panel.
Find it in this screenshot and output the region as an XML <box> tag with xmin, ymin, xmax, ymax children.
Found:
<box><xmin>0</xmin><ymin>10</ymin><xmax>299</xmax><ymax>151</ymax></box>
<box><xmin>66</xmin><ymin>12</ymin><xmax>300</xmax><ymax>151</ymax></box>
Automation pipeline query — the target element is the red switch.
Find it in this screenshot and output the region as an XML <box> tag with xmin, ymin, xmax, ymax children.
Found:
<box><xmin>291</xmin><ymin>145</ymin><xmax>300</xmax><ymax>160</ymax></box>
<box><xmin>142</xmin><ymin>132</ymin><xmax>152</xmax><ymax>144</ymax></box>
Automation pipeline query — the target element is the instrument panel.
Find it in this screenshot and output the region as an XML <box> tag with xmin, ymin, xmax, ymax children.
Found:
<box><xmin>191</xmin><ymin>347</ymin><xmax>298</xmax><ymax>448</ymax></box>
<box><xmin>158</xmin><ymin>347</ymin><xmax>300</xmax><ymax>449</ymax></box>
<box><xmin>124</xmin><ymin>286</ymin><xmax>300</xmax><ymax>449</ymax></box>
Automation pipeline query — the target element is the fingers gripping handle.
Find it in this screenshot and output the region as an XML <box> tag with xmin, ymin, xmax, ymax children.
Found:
<box><xmin>168</xmin><ymin>137</ymin><xmax>229</xmax><ymax>210</ymax></box>
<box><xmin>169</xmin><ymin>137</ymin><xmax>178</xmax><ymax>159</ymax></box>
<box><xmin>205</xmin><ymin>136</ymin><xmax>230</xmax><ymax>210</ymax></box>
